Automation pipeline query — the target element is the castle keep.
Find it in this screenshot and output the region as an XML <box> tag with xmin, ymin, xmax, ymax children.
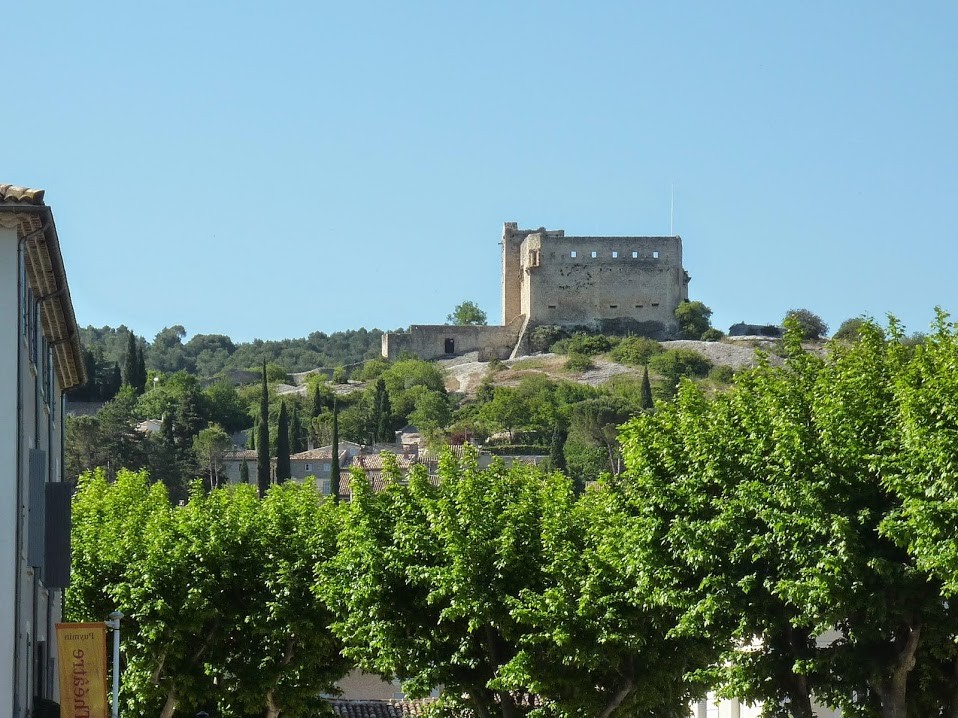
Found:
<box><xmin>382</xmin><ymin>223</ymin><xmax>690</xmax><ymax>361</ymax></box>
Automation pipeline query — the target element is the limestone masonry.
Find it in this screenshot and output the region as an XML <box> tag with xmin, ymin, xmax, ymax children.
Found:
<box><xmin>382</xmin><ymin>223</ymin><xmax>690</xmax><ymax>361</ymax></box>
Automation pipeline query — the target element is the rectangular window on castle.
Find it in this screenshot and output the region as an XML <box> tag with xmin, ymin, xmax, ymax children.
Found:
<box><xmin>632</xmin><ymin>251</ymin><xmax>638</xmax><ymax>259</ymax></box>
<box><xmin>609</xmin><ymin>305</ymin><xmax>618</xmax><ymax>309</ymax></box>
<box><xmin>570</xmin><ymin>251</ymin><xmax>577</xmax><ymax>258</ymax></box>
<box><xmin>612</xmin><ymin>251</ymin><xmax>618</xmax><ymax>258</ymax></box>
<box><xmin>653</xmin><ymin>251</ymin><xmax>659</xmax><ymax>259</ymax></box>
<box><xmin>591</xmin><ymin>251</ymin><xmax>597</xmax><ymax>258</ymax></box>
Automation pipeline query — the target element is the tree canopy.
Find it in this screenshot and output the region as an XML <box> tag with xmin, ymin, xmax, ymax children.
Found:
<box><xmin>446</xmin><ymin>300</ymin><xmax>488</xmax><ymax>326</ymax></box>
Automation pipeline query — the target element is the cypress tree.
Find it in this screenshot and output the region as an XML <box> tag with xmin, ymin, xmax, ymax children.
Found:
<box><xmin>372</xmin><ymin>378</ymin><xmax>392</xmax><ymax>443</ymax></box>
<box><xmin>549</xmin><ymin>426</ymin><xmax>567</xmax><ymax>474</ymax></box>
<box><xmin>328</xmin><ymin>398</ymin><xmax>340</xmax><ymax>501</ymax></box>
<box><xmin>276</xmin><ymin>401</ymin><xmax>291</xmax><ymax>483</ymax></box>
<box><xmin>257</xmin><ymin>361</ymin><xmax>271</xmax><ymax>497</ymax></box>
<box><xmin>123</xmin><ymin>331</ymin><xmax>138</xmax><ymax>390</ymax></box>
<box><xmin>134</xmin><ymin>343</ymin><xmax>147</xmax><ymax>394</ymax></box>
<box><xmin>289</xmin><ymin>403</ymin><xmax>303</xmax><ymax>454</ymax></box>
<box><xmin>640</xmin><ymin>366</ymin><xmax>654</xmax><ymax>410</ymax></box>
<box><xmin>239</xmin><ymin>459</ymin><xmax>250</xmax><ymax>484</ymax></box>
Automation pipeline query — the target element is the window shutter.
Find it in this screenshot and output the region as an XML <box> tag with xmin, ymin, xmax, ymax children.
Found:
<box><xmin>44</xmin><ymin>482</ymin><xmax>74</xmax><ymax>589</ymax></box>
<box><xmin>27</xmin><ymin>449</ymin><xmax>47</xmax><ymax>569</ymax></box>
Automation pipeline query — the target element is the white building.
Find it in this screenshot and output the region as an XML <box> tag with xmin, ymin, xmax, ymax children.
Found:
<box><xmin>0</xmin><ymin>185</ymin><xmax>86</xmax><ymax>716</ymax></box>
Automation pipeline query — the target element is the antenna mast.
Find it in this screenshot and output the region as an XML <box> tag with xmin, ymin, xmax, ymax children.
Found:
<box><xmin>670</xmin><ymin>184</ymin><xmax>675</xmax><ymax>236</ymax></box>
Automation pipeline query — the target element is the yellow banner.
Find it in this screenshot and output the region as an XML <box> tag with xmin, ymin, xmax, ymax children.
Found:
<box><xmin>56</xmin><ymin>623</ymin><xmax>109</xmax><ymax>718</ymax></box>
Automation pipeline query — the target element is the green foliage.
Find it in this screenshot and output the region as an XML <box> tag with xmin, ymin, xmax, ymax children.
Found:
<box><xmin>610</xmin><ymin>335</ymin><xmax>663</xmax><ymax>365</ymax></box>
<box><xmin>648</xmin><ymin>348</ymin><xmax>713</xmax><ymax>394</ymax></box>
<box><xmin>257</xmin><ymin>363</ymin><xmax>271</xmax><ymax>496</ymax></box>
<box><xmin>708</xmin><ymin>364</ymin><xmax>735</xmax><ymax>384</ymax></box>
<box><xmin>618</xmin><ymin>316</ymin><xmax>958</xmax><ymax>717</ymax></box>
<box><xmin>564</xmin><ymin>351</ymin><xmax>594</xmax><ymax>372</ymax></box>
<box><xmin>68</xmin><ymin>470</ymin><xmax>349</xmax><ymax>717</ymax></box>
<box><xmin>446</xmin><ymin>300</ymin><xmax>488</xmax><ymax>326</ymax></box>
<box><xmin>552</xmin><ymin>332</ymin><xmax>613</xmax><ymax>356</ymax></box>
<box><xmin>783</xmin><ymin>307</ymin><xmax>828</xmax><ymax>340</ymax></box>
<box><xmin>353</xmin><ymin>358</ymin><xmax>389</xmax><ymax>382</ymax></box>
<box><xmin>380</xmin><ymin>358</ymin><xmax>446</xmax><ymax>420</ymax></box>
<box><xmin>700</xmin><ymin>327</ymin><xmax>725</xmax><ymax>342</ymax></box>
<box><xmin>527</xmin><ymin>324</ymin><xmax>568</xmax><ymax>353</ymax></box>
<box><xmin>275</xmin><ymin>402</ymin><xmax>291</xmax><ymax>482</ymax></box>
<box><xmin>202</xmin><ymin>380</ymin><xmax>249</xmax><ymax>433</ymax></box>
<box><xmin>78</xmin><ymin>324</ymin><xmax>385</xmax><ymax>382</ymax></box>
<box><xmin>331</xmin><ymin>366</ymin><xmax>348</xmax><ymax>384</ymax></box>
<box><xmin>640</xmin><ymin>365</ymin><xmax>654</xmax><ymax>409</ymax></box>
<box><xmin>674</xmin><ymin>300</ymin><xmax>713</xmax><ymax>339</ymax></box>
<box><xmin>832</xmin><ymin>316</ymin><xmax>866</xmax><ymax>342</ymax></box>
<box><xmin>265</xmin><ymin>362</ymin><xmax>289</xmax><ymax>383</ymax></box>
<box><xmin>321</xmin><ymin>453</ymin><xmax>704</xmax><ymax>718</ymax></box>
<box><xmin>192</xmin><ymin>423</ymin><xmax>232</xmax><ymax>489</ymax></box>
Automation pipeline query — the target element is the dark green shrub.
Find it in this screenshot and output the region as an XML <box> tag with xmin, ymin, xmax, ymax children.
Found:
<box><xmin>709</xmin><ymin>365</ymin><xmax>735</xmax><ymax>384</ymax></box>
<box><xmin>565</xmin><ymin>352</ymin><xmax>595</xmax><ymax>372</ymax></box>
<box><xmin>554</xmin><ymin>333</ymin><xmax>613</xmax><ymax>356</ymax></box>
<box><xmin>649</xmin><ymin>349</ymin><xmax>712</xmax><ymax>382</ymax></box>
<box><xmin>701</xmin><ymin>327</ymin><xmax>725</xmax><ymax>342</ymax></box>
<box><xmin>529</xmin><ymin>325</ymin><xmax>568</xmax><ymax>353</ymax></box>
<box><xmin>610</xmin><ymin>336</ymin><xmax>663</xmax><ymax>366</ymax></box>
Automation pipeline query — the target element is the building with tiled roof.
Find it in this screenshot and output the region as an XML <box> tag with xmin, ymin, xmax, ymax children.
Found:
<box><xmin>1</xmin><ymin>184</ymin><xmax>86</xmax><ymax>717</ymax></box>
<box><xmin>328</xmin><ymin>698</ymin><xmax>438</xmax><ymax>718</ymax></box>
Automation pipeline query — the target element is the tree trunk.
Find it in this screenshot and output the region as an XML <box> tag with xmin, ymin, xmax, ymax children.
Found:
<box><xmin>159</xmin><ymin>691</ymin><xmax>178</xmax><ymax>718</ymax></box>
<box><xmin>783</xmin><ymin>622</ymin><xmax>814</xmax><ymax>718</ymax></box>
<box><xmin>597</xmin><ymin>657</ymin><xmax>635</xmax><ymax>718</ymax></box>
<box><xmin>948</xmin><ymin>655</ymin><xmax>958</xmax><ymax>718</ymax></box>
<box><xmin>265</xmin><ymin>690</ymin><xmax>281</xmax><ymax>718</ymax></box>
<box><xmin>871</xmin><ymin>623</ymin><xmax>921</xmax><ymax>718</ymax></box>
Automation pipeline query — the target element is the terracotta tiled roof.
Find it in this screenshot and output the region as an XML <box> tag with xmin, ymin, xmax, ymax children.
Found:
<box><xmin>0</xmin><ymin>184</ymin><xmax>45</xmax><ymax>204</ymax></box>
<box><xmin>350</xmin><ymin>454</ymin><xmax>420</xmax><ymax>472</ymax></box>
<box><xmin>328</xmin><ymin>699</ymin><xmax>437</xmax><ymax>718</ymax></box>
<box><xmin>0</xmin><ymin>184</ymin><xmax>85</xmax><ymax>390</ymax></box>
<box><xmin>224</xmin><ymin>449</ymin><xmax>258</xmax><ymax>460</ymax></box>
<box><xmin>291</xmin><ymin>448</ymin><xmax>340</xmax><ymax>461</ymax></box>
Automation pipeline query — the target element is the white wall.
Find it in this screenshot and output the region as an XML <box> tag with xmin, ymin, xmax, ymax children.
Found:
<box><xmin>0</xmin><ymin>226</ymin><xmax>20</xmax><ymax>715</ymax></box>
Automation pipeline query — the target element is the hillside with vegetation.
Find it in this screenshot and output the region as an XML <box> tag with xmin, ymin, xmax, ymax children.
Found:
<box><xmin>65</xmin><ymin>303</ymin><xmax>849</xmax><ymax>500</ymax></box>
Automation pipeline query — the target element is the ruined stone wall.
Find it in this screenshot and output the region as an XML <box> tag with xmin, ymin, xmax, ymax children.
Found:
<box><xmin>516</xmin><ymin>231</ymin><xmax>689</xmax><ymax>335</ymax></box>
<box><xmin>381</xmin><ymin>315</ymin><xmax>524</xmax><ymax>362</ymax></box>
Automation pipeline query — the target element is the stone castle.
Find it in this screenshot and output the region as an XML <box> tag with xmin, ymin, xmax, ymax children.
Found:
<box><xmin>382</xmin><ymin>222</ymin><xmax>690</xmax><ymax>361</ymax></box>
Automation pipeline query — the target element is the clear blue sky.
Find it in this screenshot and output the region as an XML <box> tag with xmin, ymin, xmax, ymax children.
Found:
<box><xmin>7</xmin><ymin>2</ymin><xmax>957</xmax><ymax>343</ymax></box>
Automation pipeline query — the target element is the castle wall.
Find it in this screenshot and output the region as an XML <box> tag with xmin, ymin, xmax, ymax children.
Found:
<box><xmin>382</xmin><ymin>316</ymin><xmax>524</xmax><ymax>362</ymax></box>
<box><xmin>517</xmin><ymin>232</ymin><xmax>689</xmax><ymax>336</ymax></box>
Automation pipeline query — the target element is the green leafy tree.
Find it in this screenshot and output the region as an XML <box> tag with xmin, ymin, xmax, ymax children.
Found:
<box><xmin>610</xmin><ymin>335</ymin><xmax>663</xmax><ymax>366</ymax></box>
<box><xmin>620</xmin><ymin>320</ymin><xmax>958</xmax><ymax>718</ymax></box>
<box><xmin>65</xmin><ymin>414</ymin><xmax>102</xmax><ymax>479</ymax></box>
<box><xmin>446</xmin><ymin>300</ymin><xmax>488</xmax><ymax>326</ymax></box>
<box><xmin>257</xmin><ymin>362</ymin><xmax>271</xmax><ymax>496</ymax></box>
<box><xmin>322</xmin><ymin>452</ymin><xmax>706</xmax><ymax>718</ymax></box>
<box><xmin>239</xmin><ymin>458</ymin><xmax>250</xmax><ymax>485</ymax></box>
<box><xmin>832</xmin><ymin>316</ymin><xmax>866</xmax><ymax>342</ymax></box>
<box><xmin>674</xmin><ymin>300</ymin><xmax>713</xmax><ymax>339</ymax></box>
<box><xmin>193</xmin><ymin>423</ymin><xmax>232</xmax><ymax>489</ymax></box>
<box><xmin>68</xmin><ymin>469</ymin><xmax>349</xmax><ymax>718</ymax></box>
<box><xmin>783</xmin><ymin>308</ymin><xmax>828</xmax><ymax>340</ymax></box>
<box><xmin>97</xmin><ymin>385</ymin><xmax>147</xmax><ymax>477</ymax></box>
